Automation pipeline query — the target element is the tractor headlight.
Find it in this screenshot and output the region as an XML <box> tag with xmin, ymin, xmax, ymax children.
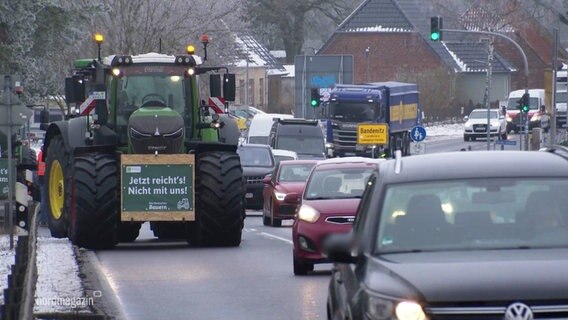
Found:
<box><xmin>187</xmin><ymin>68</ymin><xmax>195</xmax><ymax>76</ymax></box>
<box><xmin>163</xmin><ymin>127</ymin><xmax>184</xmax><ymax>139</ymax></box>
<box><xmin>274</xmin><ymin>191</ymin><xmax>286</xmax><ymax>201</ymax></box>
<box><xmin>130</xmin><ymin>127</ymin><xmax>151</xmax><ymax>139</ymax></box>
<box><xmin>297</xmin><ymin>205</ymin><xmax>320</xmax><ymax>223</ymax></box>
<box><xmin>112</xmin><ymin>68</ymin><xmax>123</xmax><ymax>77</ymax></box>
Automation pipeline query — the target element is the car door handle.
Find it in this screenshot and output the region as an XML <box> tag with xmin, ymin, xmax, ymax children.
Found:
<box><xmin>332</xmin><ymin>267</ymin><xmax>343</xmax><ymax>284</ymax></box>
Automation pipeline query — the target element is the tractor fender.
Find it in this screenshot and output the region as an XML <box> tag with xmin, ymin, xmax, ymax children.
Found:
<box><xmin>43</xmin><ymin>117</ymin><xmax>89</xmax><ymax>156</ymax></box>
<box><xmin>43</xmin><ymin>117</ymin><xmax>119</xmax><ymax>157</ymax></box>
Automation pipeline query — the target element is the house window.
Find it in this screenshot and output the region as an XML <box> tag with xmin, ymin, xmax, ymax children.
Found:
<box><xmin>259</xmin><ymin>78</ymin><xmax>264</xmax><ymax>106</ymax></box>
<box><xmin>239</xmin><ymin>79</ymin><xmax>245</xmax><ymax>105</ymax></box>
<box><xmin>249</xmin><ymin>79</ymin><xmax>255</xmax><ymax>106</ymax></box>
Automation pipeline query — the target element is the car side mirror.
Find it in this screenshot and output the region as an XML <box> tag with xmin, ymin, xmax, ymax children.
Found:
<box><xmin>263</xmin><ymin>174</ymin><xmax>271</xmax><ymax>184</ymax></box>
<box><xmin>322</xmin><ymin>232</ymin><xmax>357</xmax><ymax>264</ymax></box>
<box><xmin>284</xmin><ymin>192</ymin><xmax>300</xmax><ymax>204</ymax></box>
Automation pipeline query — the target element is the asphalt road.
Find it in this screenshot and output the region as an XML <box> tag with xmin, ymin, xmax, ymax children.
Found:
<box><xmin>96</xmin><ymin>213</ymin><xmax>331</xmax><ymax>320</ymax></box>
<box><xmin>424</xmin><ymin>133</ymin><xmax>523</xmax><ymax>154</ymax></box>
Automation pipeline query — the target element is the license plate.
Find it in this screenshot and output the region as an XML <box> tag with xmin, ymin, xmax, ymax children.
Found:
<box><xmin>475</xmin><ymin>127</ymin><xmax>486</xmax><ymax>131</ymax></box>
<box><xmin>246</xmin><ymin>193</ymin><xmax>253</xmax><ymax>199</ymax></box>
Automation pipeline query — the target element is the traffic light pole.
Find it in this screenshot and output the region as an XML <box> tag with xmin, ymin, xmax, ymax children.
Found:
<box><xmin>440</xmin><ymin>28</ymin><xmax>530</xmax><ymax>150</ymax></box>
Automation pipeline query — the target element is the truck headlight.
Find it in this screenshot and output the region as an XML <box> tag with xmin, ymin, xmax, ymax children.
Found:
<box><xmin>326</xmin><ymin>142</ymin><xmax>334</xmax><ymax>149</ymax></box>
<box><xmin>274</xmin><ymin>191</ymin><xmax>286</xmax><ymax>201</ymax></box>
<box><xmin>297</xmin><ymin>205</ymin><xmax>320</xmax><ymax>223</ymax></box>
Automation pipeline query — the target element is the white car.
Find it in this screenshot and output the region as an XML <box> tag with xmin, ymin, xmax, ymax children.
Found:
<box><xmin>463</xmin><ymin>108</ymin><xmax>507</xmax><ymax>141</ymax></box>
<box><xmin>271</xmin><ymin>149</ymin><xmax>298</xmax><ymax>164</ymax></box>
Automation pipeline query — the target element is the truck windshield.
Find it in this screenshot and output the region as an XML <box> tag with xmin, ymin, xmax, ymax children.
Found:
<box><xmin>329</xmin><ymin>102</ymin><xmax>375</xmax><ymax>122</ymax></box>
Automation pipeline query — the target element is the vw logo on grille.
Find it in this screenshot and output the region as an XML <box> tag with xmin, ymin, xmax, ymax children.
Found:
<box><xmin>504</xmin><ymin>302</ymin><xmax>533</xmax><ymax>320</ymax></box>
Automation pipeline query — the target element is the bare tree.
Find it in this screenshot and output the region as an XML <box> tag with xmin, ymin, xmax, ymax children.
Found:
<box><xmin>242</xmin><ymin>0</ymin><xmax>355</xmax><ymax>63</ymax></box>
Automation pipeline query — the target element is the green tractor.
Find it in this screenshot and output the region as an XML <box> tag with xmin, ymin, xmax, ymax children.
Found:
<box><xmin>41</xmin><ymin>35</ymin><xmax>245</xmax><ymax>249</ymax></box>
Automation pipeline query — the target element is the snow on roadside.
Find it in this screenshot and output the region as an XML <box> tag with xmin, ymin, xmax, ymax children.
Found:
<box><xmin>0</xmin><ymin>235</ymin><xmax>17</xmax><ymax>305</ymax></box>
<box><xmin>424</xmin><ymin>123</ymin><xmax>463</xmax><ymax>139</ymax></box>
<box><xmin>34</xmin><ymin>236</ymin><xmax>93</xmax><ymax>314</ymax></box>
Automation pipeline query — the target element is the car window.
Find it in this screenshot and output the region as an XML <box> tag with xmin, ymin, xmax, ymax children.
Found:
<box><xmin>376</xmin><ymin>178</ymin><xmax>568</xmax><ymax>253</ymax></box>
<box><xmin>305</xmin><ymin>167</ymin><xmax>374</xmax><ymax>199</ymax></box>
<box><xmin>352</xmin><ymin>173</ymin><xmax>377</xmax><ymax>236</ymax></box>
<box><xmin>237</xmin><ymin>147</ymin><xmax>273</xmax><ymax>167</ymax></box>
<box><xmin>469</xmin><ymin>110</ymin><xmax>499</xmax><ymax>119</ymax></box>
<box><xmin>274</xmin><ymin>155</ymin><xmax>295</xmax><ymax>165</ymax></box>
<box><xmin>277</xmin><ymin>163</ymin><xmax>316</xmax><ymax>182</ymax></box>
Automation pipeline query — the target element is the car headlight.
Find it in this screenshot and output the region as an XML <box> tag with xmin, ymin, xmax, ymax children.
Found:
<box><xmin>506</xmin><ymin>116</ymin><xmax>512</xmax><ymax>122</ymax></box>
<box><xmin>297</xmin><ymin>205</ymin><xmax>320</xmax><ymax>223</ymax></box>
<box><xmin>464</xmin><ymin>122</ymin><xmax>471</xmax><ymax>128</ymax></box>
<box><xmin>530</xmin><ymin>114</ymin><xmax>541</xmax><ymax>122</ymax></box>
<box><xmin>365</xmin><ymin>295</ymin><xmax>394</xmax><ymax>320</ymax></box>
<box><xmin>395</xmin><ymin>301</ymin><xmax>428</xmax><ymax>320</ymax></box>
<box><xmin>490</xmin><ymin>121</ymin><xmax>499</xmax><ymax>128</ymax></box>
<box><xmin>274</xmin><ymin>191</ymin><xmax>286</xmax><ymax>201</ymax></box>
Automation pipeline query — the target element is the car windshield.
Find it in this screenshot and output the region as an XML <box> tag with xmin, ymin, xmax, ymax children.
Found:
<box><xmin>305</xmin><ymin>167</ymin><xmax>373</xmax><ymax>200</ymax></box>
<box><xmin>329</xmin><ymin>102</ymin><xmax>375</xmax><ymax>122</ymax></box>
<box><xmin>237</xmin><ymin>147</ymin><xmax>273</xmax><ymax>167</ymax></box>
<box><xmin>376</xmin><ymin>178</ymin><xmax>568</xmax><ymax>254</ymax></box>
<box><xmin>507</xmin><ymin>97</ymin><xmax>540</xmax><ymax>110</ymax></box>
<box><xmin>278</xmin><ymin>163</ymin><xmax>316</xmax><ymax>182</ymax></box>
<box><xmin>469</xmin><ymin>110</ymin><xmax>499</xmax><ymax>119</ymax></box>
<box><xmin>276</xmin><ymin>136</ymin><xmax>324</xmax><ymax>155</ymax></box>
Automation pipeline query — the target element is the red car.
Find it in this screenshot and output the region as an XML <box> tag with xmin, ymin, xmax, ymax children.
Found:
<box><xmin>291</xmin><ymin>157</ymin><xmax>382</xmax><ymax>275</ymax></box>
<box><xmin>262</xmin><ymin>160</ymin><xmax>319</xmax><ymax>227</ymax></box>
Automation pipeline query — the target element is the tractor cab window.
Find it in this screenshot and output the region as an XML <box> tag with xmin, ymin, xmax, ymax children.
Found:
<box><xmin>111</xmin><ymin>65</ymin><xmax>191</xmax><ymax>145</ymax></box>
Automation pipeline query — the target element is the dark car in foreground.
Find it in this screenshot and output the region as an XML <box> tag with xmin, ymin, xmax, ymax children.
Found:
<box><xmin>237</xmin><ymin>144</ymin><xmax>275</xmax><ymax>210</ymax></box>
<box><xmin>262</xmin><ymin>159</ymin><xmax>318</xmax><ymax>227</ymax></box>
<box><xmin>325</xmin><ymin>148</ymin><xmax>568</xmax><ymax>320</ymax></box>
<box><xmin>291</xmin><ymin>157</ymin><xmax>382</xmax><ymax>275</ymax></box>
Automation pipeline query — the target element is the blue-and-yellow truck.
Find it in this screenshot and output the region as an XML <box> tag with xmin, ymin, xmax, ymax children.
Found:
<box><xmin>323</xmin><ymin>81</ymin><xmax>420</xmax><ymax>157</ymax></box>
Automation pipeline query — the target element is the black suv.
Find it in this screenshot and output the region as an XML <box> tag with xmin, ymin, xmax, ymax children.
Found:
<box><xmin>325</xmin><ymin>148</ymin><xmax>568</xmax><ymax>320</ymax></box>
<box><xmin>268</xmin><ymin>118</ymin><xmax>326</xmax><ymax>160</ymax></box>
<box><xmin>237</xmin><ymin>144</ymin><xmax>275</xmax><ymax>210</ymax></box>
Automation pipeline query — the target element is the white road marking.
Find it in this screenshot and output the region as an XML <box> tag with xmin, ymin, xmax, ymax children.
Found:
<box><xmin>259</xmin><ymin>232</ymin><xmax>293</xmax><ymax>245</ymax></box>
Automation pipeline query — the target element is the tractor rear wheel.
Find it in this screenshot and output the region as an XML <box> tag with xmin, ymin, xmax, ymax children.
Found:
<box><xmin>45</xmin><ymin>136</ymin><xmax>69</xmax><ymax>238</ymax></box>
<box><xmin>69</xmin><ymin>153</ymin><xmax>118</xmax><ymax>249</ymax></box>
<box><xmin>190</xmin><ymin>151</ymin><xmax>244</xmax><ymax>247</ymax></box>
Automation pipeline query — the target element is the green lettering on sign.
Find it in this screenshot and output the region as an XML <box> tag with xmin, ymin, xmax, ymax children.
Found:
<box><xmin>121</xmin><ymin>163</ymin><xmax>193</xmax><ymax>212</ymax></box>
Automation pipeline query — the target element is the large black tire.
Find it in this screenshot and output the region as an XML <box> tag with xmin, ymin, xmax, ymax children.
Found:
<box><xmin>69</xmin><ymin>153</ymin><xmax>118</xmax><ymax>249</ymax></box>
<box><xmin>218</xmin><ymin>114</ymin><xmax>240</xmax><ymax>145</ymax></box>
<box><xmin>45</xmin><ymin>136</ymin><xmax>69</xmax><ymax>238</ymax></box>
<box><xmin>189</xmin><ymin>151</ymin><xmax>245</xmax><ymax>247</ymax></box>
<box><xmin>118</xmin><ymin>222</ymin><xmax>142</xmax><ymax>243</ymax></box>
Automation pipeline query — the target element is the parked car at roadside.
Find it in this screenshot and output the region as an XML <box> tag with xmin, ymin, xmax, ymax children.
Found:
<box><xmin>291</xmin><ymin>157</ymin><xmax>382</xmax><ymax>275</ymax></box>
<box><xmin>325</xmin><ymin>148</ymin><xmax>568</xmax><ymax>320</ymax></box>
<box><xmin>463</xmin><ymin>108</ymin><xmax>507</xmax><ymax>141</ymax></box>
<box><xmin>262</xmin><ymin>160</ymin><xmax>318</xmax><ymax>227</ymax></box>
<box><xmin>237</xmin><ymin>144</ymin><xmax>275</xmax><ymax>210</ymax></box>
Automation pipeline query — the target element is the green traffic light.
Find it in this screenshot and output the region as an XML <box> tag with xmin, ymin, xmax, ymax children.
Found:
<box><xmin>522</xmin><ymin>105</ymin><xmax>529</xmax><ymax>113</ymax></box>
<box><xmin>430</xmin><ymin>32</ymin><xmax>440</xmax><ymax>41</ymax></box>
<box><xmin>310</xmin><ymin>99</ymin><xmax>317</xmax><ymax>107</ymax></box>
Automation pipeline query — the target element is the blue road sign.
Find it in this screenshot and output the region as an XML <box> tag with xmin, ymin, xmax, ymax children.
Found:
<box><xmin>495</xmin><ymin>139</ymin><xmax>517</xmax><ymax>146</ymax></box>
<box><xmin>410</xmin><ymin>126</ymin><xmax>427</xmax><ymax>142</ymax></box>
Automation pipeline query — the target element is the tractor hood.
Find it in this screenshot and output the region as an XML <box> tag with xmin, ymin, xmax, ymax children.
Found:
<box><xmin>128</xmin><ymin>107</ymin><xmax>185</xmax><ymax>154</ymax></box>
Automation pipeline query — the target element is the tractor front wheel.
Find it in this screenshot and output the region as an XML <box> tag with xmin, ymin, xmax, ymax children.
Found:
<box><xmin>190</xmin><ymin>151</ymin><xmax>244</xmax><ymax>247</ymax></box>
<box><xmin>69</xmin><ymin>153</ymin><xmax>118</xmax><ymax>249</ymax></box>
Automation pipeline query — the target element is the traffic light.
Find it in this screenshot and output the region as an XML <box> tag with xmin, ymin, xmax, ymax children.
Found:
<box><xmin>310</xmin><ymin>88</ymin><xmax>321</xmax><ymax>107</ymax></box>
<box><xmin>521</xmin><ymin>93</ymin><xmax>530</xmax><ymax>113</ymax></box>
<box><xmin>430</xmin><ymin>16</ymin><xmax>443</xmax><ymax>41</ymax></box>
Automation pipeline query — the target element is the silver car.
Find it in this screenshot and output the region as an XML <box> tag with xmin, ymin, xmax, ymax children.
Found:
<box><xmin>463</xmin><ymin>108</ymin><xmax>507</xmax><ymax>141</ymax></box>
